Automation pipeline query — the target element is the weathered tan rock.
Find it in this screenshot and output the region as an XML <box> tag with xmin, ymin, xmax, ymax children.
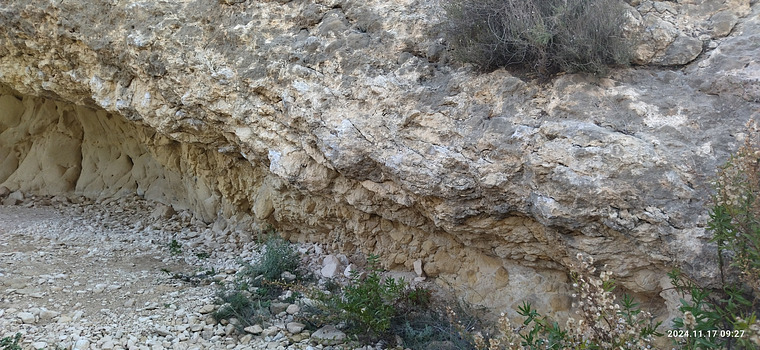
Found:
<box><xmin>0</xmin><ymin>0</ymin><xmax>759</xmax><ymax>323</ymax></box>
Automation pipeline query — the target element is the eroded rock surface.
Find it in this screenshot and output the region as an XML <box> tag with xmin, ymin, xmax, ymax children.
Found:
<box><xmin>1</xmin><ymin>0</ymin><xmax>759</xmax><ymax>321</ymax></box>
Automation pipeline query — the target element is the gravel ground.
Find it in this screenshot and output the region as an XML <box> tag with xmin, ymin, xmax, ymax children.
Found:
<box><xmin>0</xmin><ymin>194</ymin><xmax>401</xmax><ymax>350</ymax></box>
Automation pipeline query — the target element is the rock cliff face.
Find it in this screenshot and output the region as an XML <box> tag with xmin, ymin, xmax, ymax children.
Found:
<box><xmin>1</xmin><ymin>0</ymin><xmax>759</xmax><ymax>320</ymax></box>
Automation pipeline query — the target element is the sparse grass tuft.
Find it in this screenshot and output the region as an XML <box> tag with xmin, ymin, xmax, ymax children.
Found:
<box><xmin>395</xmin><ymin>301</ymin><xmax>478</xmax><ymax>350</ymax></box>
<box><xmin>249</xmin><ymin>234</ymin><xmax>300</xmax><ymax>282</ymax></box>
<box><xmin>213</xmin><ymin>233</ymin><xmax>301</xmax><ymax>329</ymax></box>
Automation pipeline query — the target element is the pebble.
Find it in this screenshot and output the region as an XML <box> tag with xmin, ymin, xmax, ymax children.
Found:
<box><xmin>73</xmin><ymin>338</ymin><xmax>90</xmax><ymax>350</ymax></box>
<box><xmin>311</xmin><ymin>325</ymin><xmax>346</xmax><ymax>346</ymax></box>
<box><xmin>93</xmin><ymin>283</ymin><xmax>107</xmax><ymax>293</ymax></box>
<box><xmin>18</xmin><ymin>311</ymin><xmax>36</xmax><ymax>324</ymax></box>
<box><xmin>270</xmin><ymin>302</ymin><xmax>289</xmax><ymax>315</ymax></box>
<box><xmin>244</xmin><ymin>324</ymin><xmax>263</xmax><ymax>334</ymax></box>
<box><xmin>286</xmin><ymin>322</ymin><xmax>305</xmax><ymax>334</ymax></box>
<box><xmin>199</xmin><ymin>304</ymin><xmax>216</xmax><ymax>314</ymax></box>
<box><xmin>262</xmin><ymin>326</ymin><xmax>279</xmax><ymax>337</ymax></box>
<box><xmin>40</xmin><ymin>309</ymin><xmax>60</xmax><ymax>320</ymax></box>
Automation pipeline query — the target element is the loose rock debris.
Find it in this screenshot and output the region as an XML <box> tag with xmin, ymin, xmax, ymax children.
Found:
<box><xmin>0</xmin><ymin>193</ymin><xmax>417</xmax><ymax>350</ymax></box>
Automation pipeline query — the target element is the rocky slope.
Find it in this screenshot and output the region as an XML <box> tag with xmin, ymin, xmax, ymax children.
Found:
<box><xmin>1</xmin><ymin>0</ymin><xmax>759</xmax><ymax>321</ymax></box>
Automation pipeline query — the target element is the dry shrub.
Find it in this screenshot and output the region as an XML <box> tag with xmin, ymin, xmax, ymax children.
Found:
<box><xmin>443</xmin><ymin>0</ymin><xmax>631</xmax><ymax>75</ymax></box>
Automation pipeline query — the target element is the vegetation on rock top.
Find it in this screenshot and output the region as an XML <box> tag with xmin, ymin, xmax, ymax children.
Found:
<box><xmin>443</xmin><ymin>0</ymin><xmax>631</xmax><ymax>76</ymax></box>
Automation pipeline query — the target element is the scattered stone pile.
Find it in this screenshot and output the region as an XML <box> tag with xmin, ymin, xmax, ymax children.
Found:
<box><xmin>0</xmin><ymin>190</ymin><xmax>427</xmax><ymax>350</ymax></box>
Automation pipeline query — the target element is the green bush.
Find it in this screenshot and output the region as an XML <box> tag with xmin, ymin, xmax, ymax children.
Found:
<box><xmin>337</xmin><ymin>255</ymin><xmax>407</xmax><ymax>336</ymax></box>
<box><xmin>168</xmin><ymin>239</ymin><xmax>182</xmax><ymax>255</ymax></box>
<box><xmin>309</xmin><ymin>255</ymin><xmax>439</xmax><ymax>344</ymax></box>
<box><xmin>396</xmin><ymin>304</ymin><xmax>477</xmax><ymax>350</ymax></box>
<box><xmin>443</xmin><ymin>0</ymin><xmax>631</xmax><ymax>75</ymax></box>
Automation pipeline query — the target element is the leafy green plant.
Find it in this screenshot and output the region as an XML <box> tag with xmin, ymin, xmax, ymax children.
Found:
<box><xmin>443</xmin><ymin>0</ymin><xmax>630</xmax><ymax>75</ymax></box>
<box><xmin>307</xmin><ymin>254</ymin><xmax>439</xmax><ymax>344</ymax></box>
<box><xmin>0</xmin><ymin>333</ymin><xmax>21</xmax><ymax>350</ymax></box>
<box><xmin>214</xmin><ymin>289</ymin><xmax>271</xmax><ymax>329</ymax></box>
<box><xmin>668</xmin><ymin>269</ymin><xmax>747</xmax><ymax>349</ymax></box>
<box><xmin>338</xmin><ymin>254</ymin><xmax>407</xmax><ymax>336</ymax></box>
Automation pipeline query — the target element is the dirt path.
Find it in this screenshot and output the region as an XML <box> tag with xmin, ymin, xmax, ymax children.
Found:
<box><xmin>0</xmin><ymin>197</ymin><xmax>248</xmax><ymax>350</ymax></box>
<box><xmin>0</xmin><ymin>195</ymin><xmax>418</xmax><ymax>350</ymax></box>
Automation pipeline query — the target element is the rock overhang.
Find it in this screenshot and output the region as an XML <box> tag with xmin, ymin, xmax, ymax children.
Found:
<box><xmin>1</xmin><ymin>0</ymin><xmax>759</xmax><ymax>322</ymax></box>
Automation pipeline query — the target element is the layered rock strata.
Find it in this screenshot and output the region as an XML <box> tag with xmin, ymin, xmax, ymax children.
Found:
<box><xmin>1</xmin><ymin>0</ymin><xmax>759</xmax><ymax>320</ymax></box>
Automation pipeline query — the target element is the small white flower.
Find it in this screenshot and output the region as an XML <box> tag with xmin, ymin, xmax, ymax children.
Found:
<box><xmin>683</xmin><ymin>311</ymin><xmax>697</xmax><ymax>329</ymax></box>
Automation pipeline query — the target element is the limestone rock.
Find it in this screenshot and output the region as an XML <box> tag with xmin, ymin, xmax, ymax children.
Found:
<box><xmin>286</xmin><ymin>304</ymin><xmax>300</xmax><ymax>315</ymax></box>
<box><xmin>413</xmin><ymin>259</ymin><xmax>425</xmax><ymax>277</ymax></box>
<box><xmin>625</xmin><ymin>0</ymin><xmax>749</xmax><ymax>65</ymax></box>
<box><xmin>321</xmin><ymin>255</ymin><xmax>341</xmax><ymax>279</ymax></box>
<box><xmin>281</xmin><ymin>271</ymin><xmax>296</xmax><ymax>282</ymax></box>
<box><xmin>39</xmin><ymin>308</ymin><xmax>60</xmax><ymax>321</ymax></box>
<box><xmin>344</xmin><ymin>263</ymin><xmax>356</xmax><ymax>278</ymax></box>
<box><xmin>73</xmin><ymin>339</ymin><xmax>90</xmax><ymax>350</ymax></box>
<box><xmin>2</xmin><ymin>196</ymin><xmax>19</xmax><ymax>206</ymax></box>
<box><xmin>17</xmin><ymin>311</ymin><xmax>36</xmax><ymax>324</ymax></box>
<box><xmin>244</xmin><ymin>324</ymin><xmax>263</xmax><ymax>335</ymax></box>
<box><xmin>311</xmin><ymin>325</ymin><xmax>346</xmax><ymax>346</ymax></box>
<box><xmin>709</xmin><ymin>11</ymin><xmax>740</xmax><ymax>38</ymax></box>
<box><xmin>654</xmin><ymin>34</ymin><xmax>703</xmax><ymax>66</ymax></box>
<box><xmin>198</xmin><ymin>305</ymin><xmax>216</xmax><ymax>314</ymax></box>
<box><xmin>269</xmin><ymin>302</ymin><xmax>289</xmax><ymax>315</ymax></box>
<box><xmin>286</xmin><ymin>322</ymin><xmax>305</xmax><ymax>334</ymax></box>
<box><xmin>150</xmin><ymin>203</ymin><xmax>176</xmax><ymax>220</ymax></box>
<box><xmin>3</xmin><ymin>191</ymin><xmax>24</xmax><ymax>206</ymax></box>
